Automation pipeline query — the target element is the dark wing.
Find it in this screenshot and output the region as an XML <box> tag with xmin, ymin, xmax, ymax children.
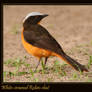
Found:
<box><xmin>23</xmin><ymin>25</ymin><xmax>65</xmax><ymax>55</ymax></box>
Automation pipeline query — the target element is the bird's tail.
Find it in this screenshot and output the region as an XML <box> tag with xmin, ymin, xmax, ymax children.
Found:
<box><xmin>55</xmin><ymin>53</ymin><xmax>88</xmax><ymax>72</ymax></box>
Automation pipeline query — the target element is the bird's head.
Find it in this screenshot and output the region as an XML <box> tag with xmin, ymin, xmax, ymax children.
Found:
<box><xmin>23</xmin><ymin>12</ymin><xmax>48</xmax><ymax>26</ymax></box>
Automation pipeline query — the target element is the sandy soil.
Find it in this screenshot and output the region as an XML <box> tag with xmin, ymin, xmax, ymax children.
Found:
<box><xmin>3</xmin><ymin>5</ymin><xmax>92</xmax><ymax>82</ymax></box>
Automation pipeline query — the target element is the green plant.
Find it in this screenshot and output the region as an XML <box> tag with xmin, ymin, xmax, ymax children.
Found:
<box><xmin>47</xmin><ymin>78</ymin><xmax>52</xmax><ymax>82</ymax></box>
<box><xmin>3</xmin><ymin>71</ymin><xmax>8</xmax><ymax>81</ymax></box>
<box><xmin>60</xmin><ymin>70</ymin><xmax>66</xmax><ymax>76</ymax></box>
<box><xmin>24</xmin><ymin>55</ymin><xmax>27</xmax><ymax>59</ymax></box>
<box><xmin>17</xmin><ymin>72</ymin><xmax>28</xmax><ymax>76</ymax></box>
<box><xmin>53</xmin><ymin>60</ymin><xmax>67</xmax><ymax>77</ymax></box>
<box><xmin>87</xmin><ymin>78</ymin><xmax>92</xmax><ymax>82</ymax></box>
<box><xmin>41</xmin><ymin>59</ymin><xmax>46</xmax><ymax>74</ymax></box>
<box><xmin>53</xmin><ymin>60</ymin><xmax>60</xmax><ymax>73</ymax></box>
<box><xmin>24</xmin><ymin>63</ymin><xmax>30</xmax><ymax>68</ymax></box>
<box><xmin>29</xmin><ymin>69</ymin><xmax>34</xmax><ymax>77</ymax></box>
<box><xmin>34</xmin><ymin>78</ymin><xmax>39</xmax><ymax>82</ymax></box>
<box><xmin>72</xmin><ymin>72</ymin><xmax>79</xmax><ymax>79</ymax></box>
<box><xmin>8</xmin><ymin>72</ymin><xmax>15</xmax><ymax>77</ymax></box>
<box><xmin>87</xmin><ymin>56</ymin><xmax>92</xmax><ymax>69</ymax></box>
<box><xmin>4</xmin><ymin>59</ymin><xmax>12</xmax><ymax>66</ymax></box>
<box><xmin>4</xmin><ymin>57</ymin><xmax>29</xmax><ymax>76</ymax></box>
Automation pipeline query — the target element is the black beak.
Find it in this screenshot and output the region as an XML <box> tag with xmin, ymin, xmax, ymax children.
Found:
<box><xmin>42</xmin><ymin>14</ymin><xmax>48</xmax><ymax>18</ymax></box>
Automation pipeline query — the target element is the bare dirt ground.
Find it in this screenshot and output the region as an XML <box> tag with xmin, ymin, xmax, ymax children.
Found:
<box><xmin>3</xmin><ymin>5</ymin><xmax>92</xmax><ymax>82</ymax></box>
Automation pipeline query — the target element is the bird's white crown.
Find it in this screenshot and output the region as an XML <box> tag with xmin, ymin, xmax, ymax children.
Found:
<box><xmin>23</xmin><ymin>12</ymin><xmax>43</xmax><ymax>23</ymax></box>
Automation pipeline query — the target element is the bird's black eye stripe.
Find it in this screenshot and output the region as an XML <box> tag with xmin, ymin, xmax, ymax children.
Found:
<box><xmin>23</xmin><ymin>15</ymin><xmax>43</xmax><ymax>26</ymax></box>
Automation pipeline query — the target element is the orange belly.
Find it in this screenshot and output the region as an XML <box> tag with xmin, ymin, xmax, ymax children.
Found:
<box><xmin>21</xmin><ymin>29</ymin><xmax>53</xmax><ymax>59</ymax></box>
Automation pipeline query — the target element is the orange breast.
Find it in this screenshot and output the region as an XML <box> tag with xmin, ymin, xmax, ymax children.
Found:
<box><xmin>21</xmin><ymin>29</ymin><xmax>53</xmax><ymax>59</ymax></box>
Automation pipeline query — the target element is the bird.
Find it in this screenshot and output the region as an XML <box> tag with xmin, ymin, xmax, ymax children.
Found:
<box><xmin>21</xmin><ymin>12</ymin><xmax>88</xmax><ymax>72</ymax></box>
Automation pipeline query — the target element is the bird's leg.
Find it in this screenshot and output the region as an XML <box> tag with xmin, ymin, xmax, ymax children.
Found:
<box><xmin>45</xmin><ymin>57</ymin><xmax>48</xmax><ymax>66</ymax></box>
<box><xmin>34</xmin><ymin>58</ymin><xmax>41</xmax><ymax>72</ymax></box>
<box><xmin>44</xmin><ymin>57</ymin><xmax>48</xmax><ymax>67</ymax></box>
